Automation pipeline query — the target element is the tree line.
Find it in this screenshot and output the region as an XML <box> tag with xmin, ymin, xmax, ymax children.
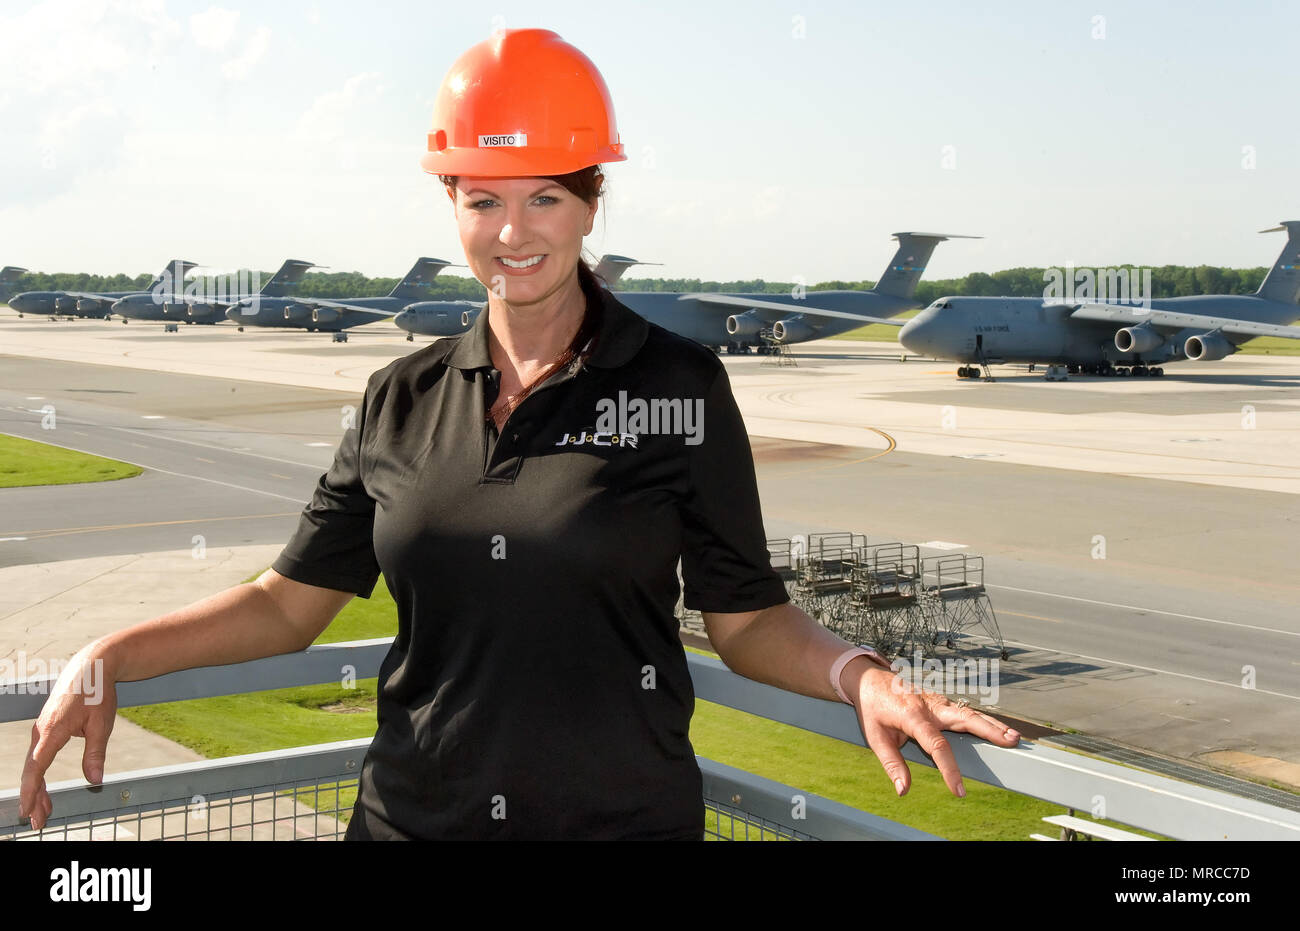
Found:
<box><xmin>10</xmin><ymin>263</ymin><xmax>1271</xmax><ymax>303</ymax></box>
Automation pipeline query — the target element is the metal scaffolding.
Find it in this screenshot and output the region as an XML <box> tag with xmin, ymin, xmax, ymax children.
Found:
<box><xmin>762</xmin><ymin>532</ymin><xmax>1006</xmax><ymax>660</ymax></box>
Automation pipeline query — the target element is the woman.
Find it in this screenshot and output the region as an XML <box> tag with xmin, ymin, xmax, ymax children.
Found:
<box><xmin>19</xmin><ymin>29</ymin><xmax>1020</xmax><ymax>840</ymax></box>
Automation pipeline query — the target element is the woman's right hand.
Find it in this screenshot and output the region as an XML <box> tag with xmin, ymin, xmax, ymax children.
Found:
<box><xmin>19</xmin><ymin>644</ymin><xmax>119</xmax><ymax>832</ymax></box>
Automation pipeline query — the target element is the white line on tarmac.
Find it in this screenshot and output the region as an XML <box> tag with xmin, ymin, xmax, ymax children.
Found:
<box><xmin>985</xmin><ymin>583</ymin><xmax>1300</xmax><ymax>638</ymax></box>
<box><xmin>996</xmin><ymin>634</ymin><xmax>1300</xmax><ymax>703</ymax></box>
<box><xmin>0</xmin><ymin>430</ymin><xmax>307</xmax><ymax>503</ymax></box>
<box><xmin>105</xmin><ymin>422</ymin><xmax>327</xmax><ymax>469</ymax></box>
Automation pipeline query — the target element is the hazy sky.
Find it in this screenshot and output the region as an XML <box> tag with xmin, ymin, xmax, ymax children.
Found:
<box><xmin>2</xmin><ymin>0</ymin><xmax>1296</xmax><ymax>283</ymax></box>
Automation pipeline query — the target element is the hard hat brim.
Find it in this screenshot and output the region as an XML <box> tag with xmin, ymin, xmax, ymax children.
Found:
<box><xmin>421</xmin><ymin>145</ymin><xmax>626</xmax><ymax>178</ymax></box>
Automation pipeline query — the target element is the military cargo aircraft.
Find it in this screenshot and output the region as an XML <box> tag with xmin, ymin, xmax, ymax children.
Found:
<box><xmin>10</xmin><ymin>260</ymin><xmax>197</xmax><ymax>319</ymax></box>
<box><xmin>112</xmin><ymin>259</ymin><xmax>316</xmax><ymax>326</ymax></box>
<box><xmin>225</xmin><ymin>258</ymin><xmax>458</xmax><ymax>341</ymax></box>
<box><xmin>899</xmin><ymin>222</ymin><xmax>1300</xmax><ymax>379</ymax></box>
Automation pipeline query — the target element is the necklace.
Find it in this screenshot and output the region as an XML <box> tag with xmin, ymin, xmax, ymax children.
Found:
<box><xmin>486</xmin><ymin>301</ymin><xmax>599</xmax><ymax>426</ymax></box>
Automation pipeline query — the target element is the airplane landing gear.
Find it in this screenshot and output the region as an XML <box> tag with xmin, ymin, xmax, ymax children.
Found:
<box><xmin>406</xmin><ymin>332</ymin><xmax>414</xmax><ymax>342</ymax></box>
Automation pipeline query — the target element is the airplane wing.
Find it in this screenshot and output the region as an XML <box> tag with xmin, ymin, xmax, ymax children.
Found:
<box><xmin>279</xmin><ymin>297</ymin><xmax>395</xmax><ymax>318</ymax></box>
<box><xmin>687</xmin><ymin>293</ymin><xmax>906</xmax><ymax>327</ymax></box>
<box><xmin>1069</xmin><ymin>303</ymin><xmax>1300</xmax><ymax>340</ymax></box>
<box><xmin>63</xmin><ymin>290</ymin><xmax>123</xmax><ymax>300</ymax></box>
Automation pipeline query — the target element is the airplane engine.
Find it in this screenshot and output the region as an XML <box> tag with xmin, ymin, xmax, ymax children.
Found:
<box><xmin>54</xmin><ymin>296</ymin><xmax>78</xmax><ymax>313</ymax></box>
<box><xmin>771</xmin><ymin>317</ymin><xmax>815</xmax><ymax>343</ymax></box>
<box><xmin>284</xmin><ymin>304</ymin><xmax>313</xmax><ymax>322</ymax></box>
<box><xmin>1114</xmin><ymin>322</ymin><xmax>1164</xmax><ymax>354</ymax></box>
<box><xmin>162</xmin><ymin>301</ymin><xmax>186</xmax><ymax>316</ymax></box>
<box><xmin>461</xmin><ymin>308</ymin><xmax>481</xmax><ymax>327</ymax></box>
<box><xmin>1184</xmin><ymin>330</ymin><xmax>1235</xmax><ymax>361</ymax></box>
<box><xmin>76</xmin><ymin>298</ymin><xmax>105</xmax><ymax>314</ymax></box>
<box><xmin>311</xmin><ymin>307</ymin><xmax>340</xmax><ymax>324</ymax></box>
<box><xmin>725</xmin><ymin>311</ymin><xmax>764</xmax><ymax>340</ymax></box>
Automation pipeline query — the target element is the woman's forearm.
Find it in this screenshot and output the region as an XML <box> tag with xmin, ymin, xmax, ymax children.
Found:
<box><xmin>708</xmin><ymin>601</ymin><xmax>880</xmax><ymax>704</ymax></box>
<box><xmin>91</xmin><ymin>578</ymin><xmax>322</xmax><ymax>684</ymax></box>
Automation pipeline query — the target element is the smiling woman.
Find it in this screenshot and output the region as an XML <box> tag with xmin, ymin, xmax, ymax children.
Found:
<box><xmin>19</xmin><ymin>27</ymin><xmax>1018</xmax><ymax>843</ymax></box>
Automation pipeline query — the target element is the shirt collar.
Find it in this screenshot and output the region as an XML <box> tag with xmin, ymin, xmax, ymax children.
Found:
<box><xmin>445</xmin><ymin>282</ymin><xmax>648</xmax><ymax>372</ymax></box>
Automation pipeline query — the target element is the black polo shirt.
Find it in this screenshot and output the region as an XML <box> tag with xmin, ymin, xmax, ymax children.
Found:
<box><xmin>271</xmin><ymin>282</ymin><xmax>789</xmax><ymax>840</ymax></box>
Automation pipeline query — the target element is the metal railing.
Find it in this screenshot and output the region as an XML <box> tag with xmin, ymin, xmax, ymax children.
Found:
<box><xmin>2</xmin><ymin>639</ymin><xmax>1297</xmax><ymax>841</ymax></box>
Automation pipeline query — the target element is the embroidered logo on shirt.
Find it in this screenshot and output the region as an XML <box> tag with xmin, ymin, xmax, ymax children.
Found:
<box><xmin>554</xmin><ymin>431</ymin><xmax>639</xmax><ymax>449</ymax></box>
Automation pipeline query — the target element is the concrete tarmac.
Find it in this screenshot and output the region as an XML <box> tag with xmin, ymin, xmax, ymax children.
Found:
<box><xmin>1</xmin><ymin>313</ymin><xmax>1297</xmax><ymax>795</ymax></box>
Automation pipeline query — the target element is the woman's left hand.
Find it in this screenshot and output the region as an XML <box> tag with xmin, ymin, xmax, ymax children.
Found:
<box><xmin>841</xmin><ymin>657</ymin><xmax>1021</xmax><ymax>798</ymax></box>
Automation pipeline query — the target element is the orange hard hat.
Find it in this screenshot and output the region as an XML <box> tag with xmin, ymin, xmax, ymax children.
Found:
<box><xmin>420</xmin><ymin>28</ymin><xmax>626</xmax><ymax>178</ymax></box>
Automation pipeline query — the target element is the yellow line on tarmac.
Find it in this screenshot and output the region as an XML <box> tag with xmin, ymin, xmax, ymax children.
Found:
<box><xmin>1000</xmin><ymin>609</ymin><xmax>1065</xmax><ymax>625</ymax></box>
<box><xmin>763</xmin><ymin>427</ymin><xmax>897</xmax><ymax>479</ymax></box>
<box><xmin>1</xmin><ymin>512</ymin><xmax>301</xmax><ymax>539</ymax></box>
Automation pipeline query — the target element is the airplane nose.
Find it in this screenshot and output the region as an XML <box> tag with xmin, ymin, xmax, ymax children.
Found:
<box><xmin>899</xmin><ymin>311</ymin><xmax>936</xmax><ymax>355</ymax></box>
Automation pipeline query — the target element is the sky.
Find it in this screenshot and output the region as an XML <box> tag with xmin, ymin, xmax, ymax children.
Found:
<box><xmin>1</xmin><ymin>0</ymin><xmax>1297</xmax><ymax>283</ymax></box>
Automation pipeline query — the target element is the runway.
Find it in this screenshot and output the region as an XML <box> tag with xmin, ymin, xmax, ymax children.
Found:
<box><xmin>1</xmin><ymin>312</ymin><xmax>1297</xmax><ymax>788</ymax></box>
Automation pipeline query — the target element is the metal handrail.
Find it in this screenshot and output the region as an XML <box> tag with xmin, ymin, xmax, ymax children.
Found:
<box><xmin>2</xmin><ymin>638</ymin><xmax>1296</xmax><ymax>840</ymax></box>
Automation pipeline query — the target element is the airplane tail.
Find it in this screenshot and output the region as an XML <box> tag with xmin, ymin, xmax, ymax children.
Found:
<box><xmin>872</xmin><ymin>232</ymin><xmax>980</xmax><ymax>300</ymax></box>
<box><xmin>593</xmin><ymin>254</ymin><xmax>662</xmax><ymax>286</ymax></box>
<box><xmin>0</xmin><ymin>266</ymin><xmax>27</xmax><ymax>302</ymax></box>
<box><xmin>148</xmin><ymin>259</ymin><xmax>199</xmax><ymax>293</ymax></box>
<box><xmin>1256</xmin><ymin>221</ymin><xmax>1300</xmax><ymax>305</ymax></box>
<box><xmin>259</xmin><ymin>260</ymin><xmax>317</xmax><ymax>296</ymax></box>
<box><xmin>387</xmin><ymin>257</ymin><xmax>457</xmax><ymax>300</ymax></box>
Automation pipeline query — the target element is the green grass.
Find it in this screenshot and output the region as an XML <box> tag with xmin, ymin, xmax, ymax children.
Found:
<box><xmin>0</xmin><ymin>433</ymin><xmax>142</xmax><ymax>487</ymax></box>
<box><xmin>826</xmin><ymin>309</ymin><xmax>918</xmax><ymax>343</ymax></box>
<box><xmin>119</xmin><ymin>570</ymin><xmax>1164</xmax><ymax>839</ymax></box>
<box><xmin>1236</xmin><ymin>335</ymin><xmax>1300</xmax><ymax>356</ymax></box>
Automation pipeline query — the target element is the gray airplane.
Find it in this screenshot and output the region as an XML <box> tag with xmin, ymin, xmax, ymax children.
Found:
<box><xmin>9</xmin><ymin>260</ymin><xmax>197</xmax><ymax>319</ymax></box>
<box><xmin>393</xmin><ymin>235</ymin><xmax>970</xmax><ymax>350</ymax></box>
<box><xmin>899</xmin><ymin>222</ymin><xmax>1300</xmax><ymax>379</ymax></box>
<box><xmin>392</xmin><ymin>253</ymin><xmax>653</xmax><ymax>340</ymax></box>
<box><xmin>1</xmin><ymin>267</ymin><xmax>29</xmax><ymax>306</ymax></box>
<box><xmin>225</xmin><ymin>258</ymin><xmax>458</xmax><ymax>342</ymax></box>
<box><xmin>111</xmin><ymin>259</ymin><xmax>315</xmax><ymax>326</ymax></box>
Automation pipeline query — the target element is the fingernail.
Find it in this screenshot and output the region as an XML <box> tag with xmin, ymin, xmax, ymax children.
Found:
<box><xmin>1006</xmin><ymin>728</ymin><xmax>1020</xmax><ymax>740</ymax></box>
<box><xmin>957</xmin><ymin>781</ymin><xmax>966</xmax><ymax>798</ymax></box>
<box><xmin>893</xmin><ymin>778</ymin><xmax>905</xmax><ymax>795</ymax></box>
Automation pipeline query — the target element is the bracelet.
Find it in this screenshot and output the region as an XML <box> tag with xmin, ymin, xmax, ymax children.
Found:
<box><xmin>829</xmin><ymin>646</ymin><xmax>889</xmax><ymax>704</ymax></box>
